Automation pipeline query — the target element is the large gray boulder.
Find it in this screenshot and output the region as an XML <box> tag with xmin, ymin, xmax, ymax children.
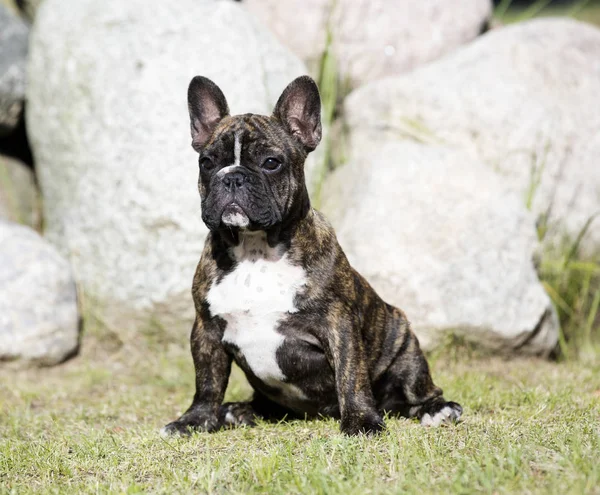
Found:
<box><xmin>0</xmin><ymin>4</ymin><xmax>28</xmax><ymax>136</ymax></box>
<box><xmin>0</xmin><ymin>220</ymin><xmax>79</xmax><ymax>366</ymax></box>
<box><xmin>0</xmin><ymin>154</ymin><xmax>41</xmax><ymax>229</ymax></box>
<box><xmin>27</xmin><ymin>0</ymin><xmax>312</xmax><ymax>337</ymax></box>
<box><xmin>344</xmin><ymin>19</ymin><xmax>600</xmax><ymax>254</ymax></box>
<box><xmin>322</xmin><ymin>141</ymin><xmax>559</xmax><ymax>355</ymax></box>
<box><xmin>244</xmin><ymin>0</ymin><xmax>492</xmax><ymax>88</ymax></box>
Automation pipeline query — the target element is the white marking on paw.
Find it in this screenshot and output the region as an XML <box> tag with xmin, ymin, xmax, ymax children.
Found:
<box><xmin>207</xmin><ymin>231</ymin><xmax>307</xmax><ymax>400</ymax></box>
<box><xmin>224</xmin><ymin>412</ymin><xmax>236</xmax><ymax>425</ymax></box>
<box><xmin>421</xmin><ymin>406</ymin><xmax>461</xmax><ymax>427</ymax></box>
<box><xmin>159</xmin><ymin>426</ymin><xmax>180</xmax><ymax>438</ymax></box>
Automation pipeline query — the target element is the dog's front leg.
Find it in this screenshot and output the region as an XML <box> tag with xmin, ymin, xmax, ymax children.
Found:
<box><xmin>162</xmin><ymin>316</ymin><xmax>231</xmax><ymax>436</ymax></box>
<box><xmin>325</xmin><ymin>315</ymin><xmax>385</xmax><ymax>436</ymax></box>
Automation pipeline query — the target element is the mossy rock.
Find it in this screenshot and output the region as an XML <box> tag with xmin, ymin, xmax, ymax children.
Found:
<box><xmin>0</xmin><ymin>155</ymin><xmax>41</xmax><ymax>230</ymax></box>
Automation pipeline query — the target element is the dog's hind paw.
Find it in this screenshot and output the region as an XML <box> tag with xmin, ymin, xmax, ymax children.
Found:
<box><xmin>420</xmin><ymin>401</ymin><xmax>462</xmax><ymax>427</ymax></box>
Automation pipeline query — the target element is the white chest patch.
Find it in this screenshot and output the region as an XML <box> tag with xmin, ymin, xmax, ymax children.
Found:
<box><xmin>206</xmin><ymin>232</ymin><xmax>307</xmax><ymax>395</ymax></box>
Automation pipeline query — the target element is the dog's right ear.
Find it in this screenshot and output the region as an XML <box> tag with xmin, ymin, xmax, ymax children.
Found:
<box><xmin>188</xmin><ymin>76</ymin><xmax>230</xmax><ymax>152</ymax></box>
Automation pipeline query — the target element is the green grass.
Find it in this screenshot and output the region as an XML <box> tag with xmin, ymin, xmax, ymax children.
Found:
<box><xmin>539</xmin><ymin>242</ymin><xmax>600</xmax><ymax>359</ymax></box>
<box><xmin>496</xmin><ymin>0</ymin><xmax>600</xmax><ymax>26</ymax></box>
<box><xmin>523</xmin><ymin>148</ymin><xmax>600</xmax><ymax>358</ymax></box>
<box><xmin>519</xmin><ymin>132</ymin><xmax>600</xmax><ymax>360</ymax></box>
<box><xmin>2</xmin><ymin>333</ymin><xmax>600</xmax><ymax>494</ymax></box>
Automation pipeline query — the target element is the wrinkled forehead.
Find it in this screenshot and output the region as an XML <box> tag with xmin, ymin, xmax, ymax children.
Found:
<box><xmin>203</xmin><ymin>114</ymin><xmax>293</xmax><ymax>160</ymax></box>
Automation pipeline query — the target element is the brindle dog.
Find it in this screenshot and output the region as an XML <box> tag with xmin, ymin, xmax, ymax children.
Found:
<box><xmin>162</xmin><ymin>76</ymin><xmax>462</xmax><ymax>436</ymax></box>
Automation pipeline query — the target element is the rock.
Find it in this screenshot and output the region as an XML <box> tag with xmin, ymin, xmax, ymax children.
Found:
<box><xmin>0</xmin><ymin>0</ymin><xmax>20</xmax><ymax>15</ymax></box>
<box><xmin>16</xmin><ymin>0</ymin><xmax>44</xmax><ymax>21</ymax></box>
<box><xmin>321</xmin><ymin>141</ymin><xmax>558</xmax><ymax>355</ymax></box>
<box><xmin>0</xmin><ymin>0</ymin><xmax>44</xmax><ymax>21</ymax></box>
<box><xmin>0</xmin><ymin>154</ymin><xmax>41</xmax><ymax>229</ymax></box>
<box><xmin>244</xmin><ymin>0</ymin><xmax>492</xmax><ymax>88</ymax></box>
<box><xmin>244</xmin><ymin>0</ymin><xmax>330</xmax><ymax>74</ymax></box>
<box><xmin>27</xmin><ymin>0</ymin><xmax>311</xmax><ymax>337</ymax></box>
<box><xmin>0</xmin><ymin>220</ymin><xmax>79</xmax><ymax>366</ymax></box>
<box><xmin>344</xmin><ymin>18</ymin><xmax>600</xmax><ymax>254</ymax></box>
<box><xmin>0</xmin><ymin>4</ymin><xmax>28</xmax><ymax>136</ymax></box>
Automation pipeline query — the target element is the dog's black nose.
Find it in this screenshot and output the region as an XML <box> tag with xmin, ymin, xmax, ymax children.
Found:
<box><xmin>222</xmin><ymin>171</ymin><xmax>246</xmax><ymax>191</ymax></box>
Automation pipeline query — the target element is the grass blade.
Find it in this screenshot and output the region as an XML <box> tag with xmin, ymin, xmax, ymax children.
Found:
<box><xmin>495</xmin><ymin>0</ymin><xmax>515</xmax><ymax>20</ymax></box>
<box><xmin>515</xmin><ymin>0</ymin><xmax>554</xmax><ymax>22</ymax></box>
<box><xmin>564</xmin><ymin>213</ymin><xmax>599</xmax><ymax>268</ymax></box>
<box><xmin>584</xmin><ymin>289</ymin><xmax>600</xmax><ymax>344</ymax></box>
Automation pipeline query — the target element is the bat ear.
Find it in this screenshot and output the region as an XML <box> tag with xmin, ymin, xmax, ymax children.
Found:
<box><xmin>188</xmin><ymin>76</ymin><xmax>230</xmax><ymax>151</ymax></box>
<box><xmin>273</xmin><ymin>76</ymin><xmax>322</xmax><ymax>152</ymax></box>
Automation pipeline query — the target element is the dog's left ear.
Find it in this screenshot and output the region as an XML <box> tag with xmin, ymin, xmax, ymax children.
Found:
<box><xmin>273</xmin><ymin>76</ymin><xmax>322</xmax><ymax>152</ymax></box>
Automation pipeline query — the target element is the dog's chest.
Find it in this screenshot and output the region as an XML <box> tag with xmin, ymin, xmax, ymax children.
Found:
<box><xmin>206</xmin><ymin>233</ymin><xmax>307</xmax><ymax>387</ymax></box>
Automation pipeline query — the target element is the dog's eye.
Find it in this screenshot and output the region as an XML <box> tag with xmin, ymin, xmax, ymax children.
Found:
<box><xmin>262</xmin><ymin>158</ymin><xmax>281</xmax><ymax>172</ymax></box>
<box><xmin>199</xmin><ymin>157</ymin><xmax>215</xmax><ymax>171</ymax></box>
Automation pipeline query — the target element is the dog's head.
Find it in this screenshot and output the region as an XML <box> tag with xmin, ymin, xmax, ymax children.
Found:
<box><xmin>187</xmin><ymin>76</ymin><xmax>321</xmax><ymax>239</ymax></box>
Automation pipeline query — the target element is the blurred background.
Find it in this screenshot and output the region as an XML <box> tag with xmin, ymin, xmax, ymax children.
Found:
<box><xmin>1</xmin><ymin>0</ymin><xmax>599</xmax><ymax>365</ymax></box>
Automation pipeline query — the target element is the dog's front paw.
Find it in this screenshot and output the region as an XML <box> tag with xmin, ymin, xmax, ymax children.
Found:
<box><xmin>160</xmin><ymin>413</ymin><xmax>220</xmax><ymax>437</ymax></box>
<box><xmin>420</xmin><ymin>401</ymin><xmax>463</xmax><ymax>427</ymax></box>
<box><xmin>341</xmin><ymin>410</ymin><xmax>385</xmax><ymax>436</ymax></box>
<box><xmin>218</xmin><ymin>402</ymin><xmax>258</xmax><ymax>428</ymax></box>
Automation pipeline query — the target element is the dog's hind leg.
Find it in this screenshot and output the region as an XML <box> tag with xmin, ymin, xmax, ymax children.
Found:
<box><xmin>373</xmin><ymin>323</ymin><xmax>462</xmax><ymax>427</ymax></box>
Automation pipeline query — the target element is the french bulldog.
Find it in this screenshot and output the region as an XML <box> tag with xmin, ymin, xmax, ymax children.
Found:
<box><xmin>162</xmin><ymin>75</ymin><xmax>462</xmax><ymax>436</ymax></box>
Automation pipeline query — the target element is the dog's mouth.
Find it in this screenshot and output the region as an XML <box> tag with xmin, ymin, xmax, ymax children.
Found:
<box><xmin>221</xmin><ymin>203</ymin><xmax>250</xmax><ymax>228</ymax></box>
